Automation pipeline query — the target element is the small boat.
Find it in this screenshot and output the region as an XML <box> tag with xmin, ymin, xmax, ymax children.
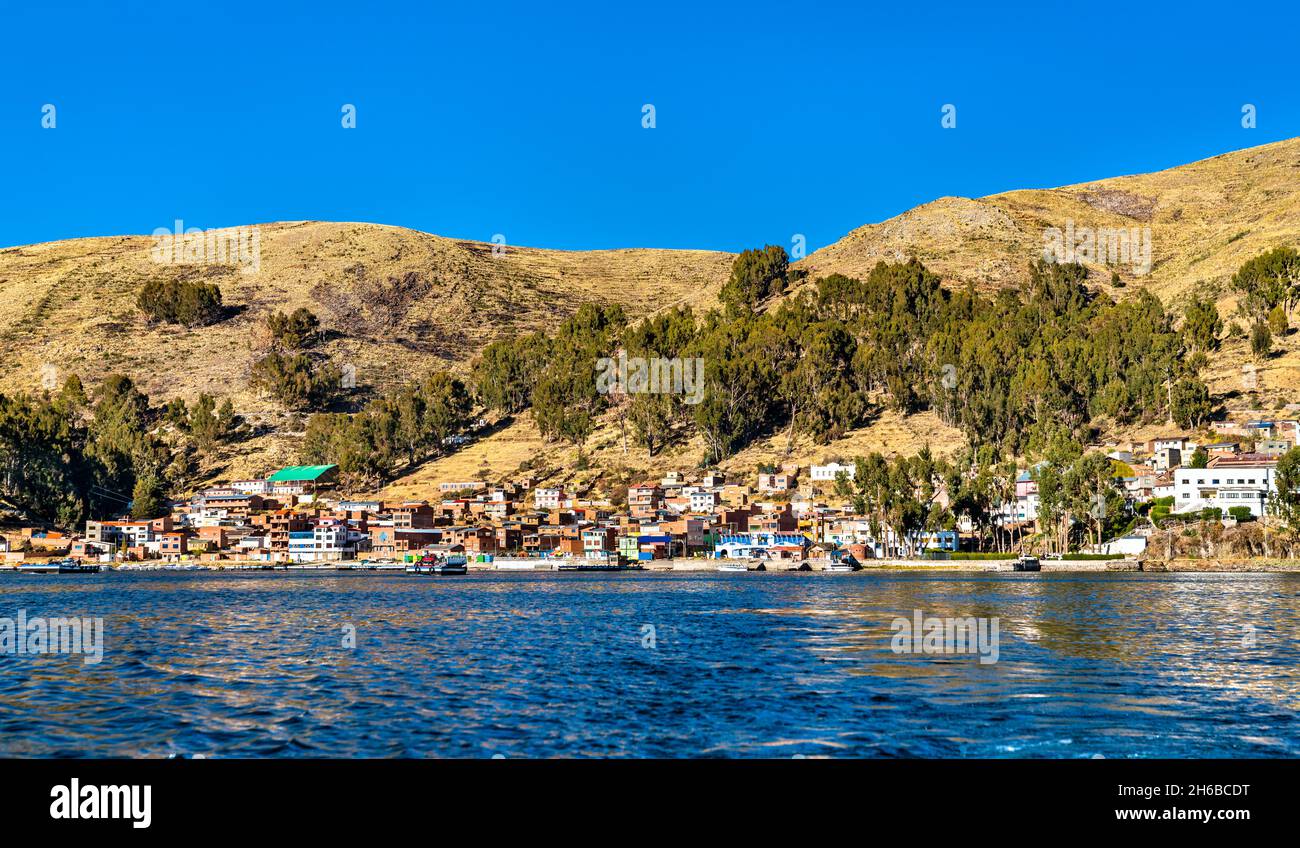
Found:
<box><xmin>406</xmin><ymin>553</ymin><xmax>469</xmax><ymax>575</ymax></box>
<box><xmin>717</xmin><ymin>563</ymin><xmax>749</xmax><ymax>572</ymax></box>
<box><xmin>1014</xmin><ymin>555</ymin><xmax>1041</xmax><ymax>572</ymax></box>
<box><xmin>16</xmin><ymin>559</ymin><xmax>102</xmax><ymax>575</ymax></box>
<box><xmin>822</xmin><ymin>562</ymin><xmax>855</xmax><ymax>573</ymax></box>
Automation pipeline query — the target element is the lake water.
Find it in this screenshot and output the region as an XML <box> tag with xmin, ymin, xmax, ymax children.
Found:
<box><xmin>1</xmin><ymin>571</ymin><xmax>1297</xmax><ymax>758</ymax></box>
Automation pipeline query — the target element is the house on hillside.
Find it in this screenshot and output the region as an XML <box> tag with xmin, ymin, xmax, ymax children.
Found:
<box><xmin>267</xmin><ymin>465</ymin><xmax>339</xmax><ymax>497</ymax></box>
<box><xmin>810</xmin><ymin>462</ymin><xmax>856</xmax><ymax>483</ymax></box>
<box><xmin>1173</xmin><ymin>454</ymin><xmax>1277</xmax><ymax>517</ymax></box>
<box><xmin>757</xmin><ymin>471</ymin><xmax>796</xmax><ymax>493</ymax></box>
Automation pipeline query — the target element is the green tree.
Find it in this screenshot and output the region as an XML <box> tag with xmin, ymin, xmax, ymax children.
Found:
<box><xmin>1232</xmin><ymin>247</ymin><xmax>1300</xmax><ymax>320</ymax></box>
<box><xmin>1169</xmin><ymin>378</ymin><xmax>1211</xmax><ymax>429</ymax></box>
<box><xmin>1270</xmin><ymin>447</ymin><xmax>1300</xmax><ymax>528</ymax></box>
<box><xmin>130</xmin><ymin>472</ymin><xmax>167</xmax><ymax>519</ymax></box>
<box><xmin>1250</xmin><ymin>320</ymin><xmax>1272</xmax><ymax>361</ymax></box>
<box><xmin>1268</xmin><ymin>303</ymin><xmax>1289</xmax><ymax>337</ymax></box>
<box><xmin>718</xmin><ymin>245</ymin><xmax>790</xmax><ymax>316</ymax></box>
<box><xmin>1182</xmin><ymin>295</ymin><xmax>1222</xmax><ymax>353</ymax></box>
<box><xmin>251</xmin><ymin>353</ymin><xmax>342</xmax><ymax>410</ymax></box>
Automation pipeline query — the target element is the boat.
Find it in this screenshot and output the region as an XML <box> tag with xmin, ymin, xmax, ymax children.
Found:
<box><xmin>16</xmin><ymin>559</ymin><xmax>102</xmax><ymax>575</ymax></box>
<box><xmin>553</xmin><ymin>560</ymin><xmax>640</xmax><ymax>571</ymax></box>
<box><xmin>406</xmin><ymin>553</ymin><xmax>469</xmax><ymax>575</ymax></box>
<box><xmin>822</xmin><ymin>562</ymin><xmax>855</xmax><ymax>573</ymax></box>
<box><xmin>717</xmin><ymin>562</ymin><xmax>749</xmax><ymax>572</ymax></box>
<box><xmin>1014</xmin><ymin>555</ymin><xmax>1041</xmax><ymax>572</ymax></box>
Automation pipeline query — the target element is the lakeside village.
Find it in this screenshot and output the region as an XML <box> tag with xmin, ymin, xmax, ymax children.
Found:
<box><xmin>3</xmin><ymin>417</ymin><xmax>1298</xmax><ymax>573</ymax></box>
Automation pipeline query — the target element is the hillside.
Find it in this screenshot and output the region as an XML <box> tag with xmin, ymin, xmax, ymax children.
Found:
<box><xmin>800</xmin><ymin>136</ymin><xmax>1300</xmax><ymax>307</ymax></box>
<box><xmin>0</xmin><ymin>222</ymin><xmax>732</xmax><ymax>479</ymax></box>
<box><xmin>2</xmin><ymin>137</ymin><xmax>1298</xmax><ymax>495</ymax></box>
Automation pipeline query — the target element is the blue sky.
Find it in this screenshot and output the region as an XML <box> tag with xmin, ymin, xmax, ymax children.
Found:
<box><xmin>2</xmin><ymin>0</ymin><xmax>1297</xmax><ymax>252</ymax></box>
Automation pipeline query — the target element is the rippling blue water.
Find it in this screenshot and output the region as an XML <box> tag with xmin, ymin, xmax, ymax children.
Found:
<box><xmin>0</xmin><ymin>571</ymin><xmax>1297</xmax><ymax>758</ymax></box>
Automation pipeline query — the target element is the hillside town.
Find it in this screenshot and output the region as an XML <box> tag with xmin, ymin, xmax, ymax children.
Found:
<box><xmin>4</xmin><ymin>417</ymin><xmax>1299</xmax><ymax>570</ymax></box>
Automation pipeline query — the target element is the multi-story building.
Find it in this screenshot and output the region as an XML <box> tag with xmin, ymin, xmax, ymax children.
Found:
<box><xmin>390</xmin><ymin>502</ymin><xmax>436</xmax><ymax>529</ymax></box>
<box><xmin>264</xmin><ymin>510</ymin><xmax>310</xmax><ymax>552</ymax></box>
<box><xmin>628</xmin><ymin>483</ymin><xmax>663</xmax><ymax>519</ymax></box>
<box><xmin>689</xmin><ymin>490</ymin><xmax>720</xmax><ymax>513</ymax></box>
<box><xmin>715</xmin><ymin>532</ymin><xmax>808</xmax><ymax>561</ymax></box>
<box><xmin>533</xmin><ymin>488</ymin><xmax>565</xmax><ymax>510</ymax></box>
<box><xmin>86</xmin><ymin>519</ymin><xmax>155</xmax><ymax>548</ymax></box>
<box><xmin>230</xmin><ymin>479</ymin><xmax>270</xmax><ymax>495</ymax></box>
<box><xmin>368</xmin><ymin>524</ymin><xmax>444</xmax><ymax>557</ymax></box>
<box><xmin>1174</xmin><ymin>454</ymin><xmax>1277</xmax><ymax>517</ymax></box>
<box><xmin>757</xmin><ymin>472</ymin><xmax>796</xmax><ymax>493</ymax></box>
<box><xmin>581</xmin><ymin>527</ymin><xmax>617</xmax><ymax>556</ymax></box>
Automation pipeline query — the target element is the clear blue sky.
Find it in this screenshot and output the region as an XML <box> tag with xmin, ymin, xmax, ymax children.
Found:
<box><xmin>2</xmin><ymin>0</ymin><xmax>1297</xmax><ymax>252</ymax></box>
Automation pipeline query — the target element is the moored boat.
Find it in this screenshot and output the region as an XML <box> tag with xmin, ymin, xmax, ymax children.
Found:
<box><xmin>1014</xmin><ymin>555</ymin><xmax>1041</xmax><ymax>572</ymax></box>
<box><xmin>15</xmin><ymin>559</ymin><xmax>102</xmax><ymax>575</ymax></box>
<box><xmin>553</xmin><ymin>560</ymin><xmax>640</xmax><ymax>571</ymax></box>
<box><xmin>716</xmin><ymin>562</ymin><xmax>749</xmax><ymax>572</ymax></box>
<box><xmin>406</xmin><ymin>553</ymin><xmax>469</xmax><ymax>575</ymax></box>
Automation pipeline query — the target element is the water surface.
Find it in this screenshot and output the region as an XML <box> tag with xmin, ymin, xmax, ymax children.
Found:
<box><xmin>0</xmin><ymin>571</ymin><xmax>1296</xmax><ymax>757</ymax></box>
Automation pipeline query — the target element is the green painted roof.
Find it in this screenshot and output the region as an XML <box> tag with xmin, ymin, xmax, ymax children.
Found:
<box><xmin>267</xmin><ymin>464</ymin><xmax>337</xmax><ymax>482</ymax></box>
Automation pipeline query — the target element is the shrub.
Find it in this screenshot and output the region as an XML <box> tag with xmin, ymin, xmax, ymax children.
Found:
<box><xmin>137</xmin><ymin>278</ymin><xmax>224</xmax><ymax>327</ymax></box>
<box><xmin>266</xmin><ymin>307</ymin><xmax>321</xmax><ymax>351</ymax></box>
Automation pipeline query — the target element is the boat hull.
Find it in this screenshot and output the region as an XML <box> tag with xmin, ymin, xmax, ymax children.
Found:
<box><xmin>15</xmin><ymin>560</ymin><xmax>102</xmax><ymax>575</ymax></box>
<box><xmin>407</xmin><ymin>564</ymin><xmax>468</xmax><ymax>575</ymax></box>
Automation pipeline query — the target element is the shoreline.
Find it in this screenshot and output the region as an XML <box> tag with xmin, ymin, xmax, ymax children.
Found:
<box><xmin>7</xmin><ymin>557</ymin><xmax>1300</xmax><ymax>573</ymax></box>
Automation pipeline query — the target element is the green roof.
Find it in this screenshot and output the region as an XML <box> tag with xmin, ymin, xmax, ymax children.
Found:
<box><xmin>267</xmin><ymin>464</ymin><xmax>337</xmax><ymax>482</ymax></box>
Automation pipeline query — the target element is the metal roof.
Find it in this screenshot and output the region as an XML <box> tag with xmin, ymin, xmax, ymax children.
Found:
<box><xmin>267</xmin><ymin>465</ymin><xmax>337</xmax><ymax>482</ymax></box>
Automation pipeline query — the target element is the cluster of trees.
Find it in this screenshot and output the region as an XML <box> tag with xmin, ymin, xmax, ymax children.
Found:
<box><xmin>472</xmin><ymin>303</ymin><xmax>627</xmax><ymax>447</ymax></box>
<box><xmin>469</xmin><ymin>250</ymin><xmax>1220</xmax><ymax>465</ymax></box>
<box><xmin>1029</xmin><ymin>436</ymin><xmax>1130</xmax><ymax>553</ymax></box>
<box><xmin>717</xmin><ymin>245</ymin><xmax>805</xmax><ymax>317</ymax></box>
<box><xmin>250</xmin><ymin>352</ymin><xmax>342</xmax><ymax>409</ymax></box>
<box><xmin>1232</xmin><ymin>247</ymin><xmax>1300</xmax><ymax>360</ymax></box>
<box><xmin>301</xmin><ymin>371</ymin><xmax>473</xmax><ymax>489</ymax></box>
<box><xmin>163</xmin><ymin>392</ymin><xmax>240</xmax><ymax>454</ymax></box>
<box><xmin>831</xmin><ymin>447</ymin><xmax>945</xmax><ymax>557</ymax></box>
<box><xmin>250</xmin><ymin>309</ymin><xmax>342</xmax><ymax>409</ymax></box>
<box><xmin>137</xmin><ymin>278</ymin><xmax>225</xmax><ymax>327</ymax></box>
<box><xmin>0</xmin><ymin>374</ymin><xmax>243</xmax><ymax>528</ymax></box>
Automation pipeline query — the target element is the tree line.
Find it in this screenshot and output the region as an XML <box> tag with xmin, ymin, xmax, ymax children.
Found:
<box><xmin>0</xmin><ymin>374</ymin><xmax>242</xmax><ymax>528</ymax></box>
<box><xmin>469</xmin><ymin>246</ymin><xmax>1260</xmax><ymax>464</ymax></box>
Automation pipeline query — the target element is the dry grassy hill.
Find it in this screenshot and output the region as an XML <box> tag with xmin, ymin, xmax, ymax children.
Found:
<box><xmin>0</xmin><ymin>222</ymin><xmax>732</xmax><ymax>478</ymax></box>
<box><xmin>800</xmin><ymin>136</ymin><xmax>1300</xmax><ymax>308</ymax></box>
<box><xmin>2</xmin><ymin>136</ymin><xmax>1298</xmax><ymax>495</ymax></box>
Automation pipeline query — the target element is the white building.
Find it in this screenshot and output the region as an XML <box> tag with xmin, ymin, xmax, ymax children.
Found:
<box><xmin>1173</xmin><ymin>455</ymin><xmax>1277</xmax><ymax>517</ymax></box>
<box><xmin>1148</xmin><ymin>436</ymin><xmax>1188</xmax><ymax>454</ymax></box>
<box><xmin>287</xmin><ymin>520</ymin><xmax>365</xmax><ymax>562</ymax></box>
<box><xmin>1091</xmin><ymin>534</ymin><xmax>1148</xmax><ymax>557</ymax></box>
<box><xmin>689</xmin><ymin>490</ymin><xmax>719</xmax><ymax>513</ymax></box>
<box><xmin>810</xmin><ymin>462</ymin><xmax>856</xmax><ymax>482</ymax></box>
<box><xmin>533</xmin><ymin>488</ymin><xmax>564</xmax><ymax>510</ymax></box>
